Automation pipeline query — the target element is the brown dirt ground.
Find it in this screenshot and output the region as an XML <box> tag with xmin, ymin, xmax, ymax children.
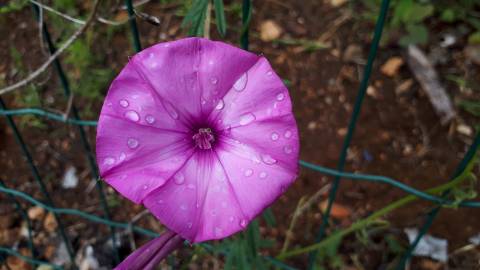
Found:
<box><xmin>1</xmin><ymin>0</ymin><xmax>479</xmax><ymax>269</ymax></box>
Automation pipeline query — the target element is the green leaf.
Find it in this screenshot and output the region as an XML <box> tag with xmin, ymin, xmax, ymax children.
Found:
<box><xmin>262</xmin><ymin>207</ymin><xmax>276</xmax><ymax>227</ymax></box>
<box><xmin>468</xmin><ymin>32</ymin><xmax>480</xmax><ymax>44</ymax></box>
<box><xmin>440</xmin><ymin>9</ymin><xmax>456</xmax><ymax>23</ymax></box>
<box><xmin>181</xmin><ymin>0</ymin><xmax>209</xmax><ymax>36</ymax></box>
<box><xmin>399</xmin><ymin>24</ymin><xmax>428</xmax><ymax>46</ymax></box>
<box><xmin>214</xmin><ymin>0</ymin><xmax>227</xmax><ymax>37</ymax></box>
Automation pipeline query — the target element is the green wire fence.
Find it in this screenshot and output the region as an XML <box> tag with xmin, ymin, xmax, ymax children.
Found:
<box><xmin>0</xmin><ymin>0</ymin><xmax>479</xmax><ymax>269</ymax></box>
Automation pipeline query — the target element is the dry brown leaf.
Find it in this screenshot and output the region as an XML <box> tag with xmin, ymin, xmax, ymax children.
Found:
<box><xmin>43</xmin><ymin>212</ymin><xmax>58</xmax><ymax>233</ymax></box>
<box><xmin>28</xmin><ymin>206</ymin><xmax>45</xmax><ymax>220</ymax></box>
<box><xmin>380</xmin><ymin>56</ymin><xmax>404</xmax><ymax>77</ymax></box>
<box><xmin>259</xmin><ymin>20</ymin><xmax>282</xmax><ymax>42</ymax></box>
<box><xmin>319</xmin><ymin>201</ymin><xmax>352</xmax><ymax>219</ymax></box>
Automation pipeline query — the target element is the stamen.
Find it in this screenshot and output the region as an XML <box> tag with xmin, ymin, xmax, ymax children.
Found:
<box><xmin>193</xmin><ymin>128</ymin><xmax>215</xmax><ymax>150</ymax></box>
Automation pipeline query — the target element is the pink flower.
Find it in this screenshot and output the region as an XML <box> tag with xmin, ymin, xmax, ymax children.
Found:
<box><xmin>96</xmin><ymin>37</ymin><xmax>299</xmax><ymax>267</ymax></box>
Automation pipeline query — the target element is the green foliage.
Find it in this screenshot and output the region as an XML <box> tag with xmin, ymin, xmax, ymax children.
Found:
<box><xmin>214</xmin><ymin>0</ymin><xmax>227</xmax><ymax>37</ymax></box>
<box><xmin>0</xmin><ymin>0</ymin><xmax>27</xmax><ymax>14</ymax></box>
<box><xmin>9</xmin><ymin>47</ymin><xmax>46</xmax><ymax>129</ymax></box>
<box><xmin>182</xmin><ymin>0</ymin><xmax>209</xmax><ymax>36</ymax></box>
<box><xmin>363</xmin><ymin>0</ymin><xmax>480</xmax><ymax>46</ymax></box>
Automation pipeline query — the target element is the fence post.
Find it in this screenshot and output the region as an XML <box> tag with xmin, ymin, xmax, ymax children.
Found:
<box><xmin>307</xmin><ymin>0</ymin><xmax>391</xmax><ymax>268</ymax></box>
<box><xmin>125</xmin><ymin>0</ymin><xmax>142</xmax><ymax>52</ymax></box>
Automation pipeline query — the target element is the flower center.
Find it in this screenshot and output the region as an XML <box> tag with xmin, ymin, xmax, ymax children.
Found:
<box><xmin>193</xmin><ymin>128</ymin><xmax>215</xmax><ymax>150</ymax></box>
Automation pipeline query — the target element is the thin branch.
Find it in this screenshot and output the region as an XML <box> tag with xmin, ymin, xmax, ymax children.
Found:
<box><xmin>281</xmin><ymin>184</ymin><xmax>331</xmax><ymax>252</ymax></box>
<box><xmin>204</xmin><ymin>1</ymin><xmax>212</xmax><ymax>39</ymax></box>
<box><xmin>0</xmin><ymin>0</ymin><xmax>102</xmax><ymax>96</ymax></box>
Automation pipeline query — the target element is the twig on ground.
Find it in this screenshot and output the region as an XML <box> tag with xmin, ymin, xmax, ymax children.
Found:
<box><xmin>127</xmin><ymin>209</ymin><xmax>150</xmax><ymax>250</ymax></box>
<box><xmin>0</xmin><ymin>0</ymin><xmax>102</xmax><ymax>96</ymax></box>
<box><xmin>63</xmin><ymin>93</ymin><xmax>74</xmax><ymax>121</ymax></box>
<box><xmin>281</xmin><ymin>184</ymin><xmax>331</xmax><ymax>252</ymax></box>
<box><xmin>406</xmin><ymin>45</ymin><xmax>456</xmax><ymax>124</ymax></box>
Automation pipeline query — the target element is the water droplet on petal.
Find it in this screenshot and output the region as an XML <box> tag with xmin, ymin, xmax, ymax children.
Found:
<box><xmin>261</xmin><ymin>154</ymin><xmax>277</xmax><ymax>165</ymax></box>
<box><xmin>125</xmin><ymin>110</ymin><xmax>140</xmax><ymax>122</ymax></box>
<box><xmin>157</xmin><ymin>199</ymin><xmax>164</xmax><ymax>204</ymax></box>
<box><xmin>162</xmin><ymin>100</ymin><xmax>179</xmax><ymax>119</ymax></box>
<box><xmin>201</xmin><ymin>98</ymin><xmax>207</xmax><ymax>105</ymax></box>
<box><xmin>103</xmin><ymin>157</ymin><xmax>115</xmax><ymax>165</ymax></box>
<box><xmin>214</xmin><ymin>227</ymin><xmax>223</xmax><ymax>237</ymax></box>
<box><xmin>119</xmin><ymin>99</ymin><xmax>129</xmax><ymax>108</ymax></box>
<box><xmin>276</xmin><ymin>93</ymin><xmax>285</xmax><ymax>101</ymax></box>
<box><xmin>215</xmin><ymin>99</ymin><xmax>225</xmax><ymax>110</ymax></box>
<box><xmin>187</xmin><ymin>184</ymin><xmax>196</xmax><ymax>189</ymax></box>
<box><xmin>119</xmin><ymin>152</ymin><xmax>126</xmax><ymax>161</ymax></box>
<box><xmin>180</xmin><ymin>205</ymin><xmax>187</xmax><ymax>211</ymax></box>
<box><xmin>174</xmin><ymin>173</ymin><xmax>185</xmax><ymax>185</ymax></box>
<box><xmin>127</xmin><ymin>138</ymin><xmax>139</xmax><ymax>149</ymax></box>
<box><xmin>145</xmin><ymin>115</ymin><xmax>155</xmax><ymax>124</ymax></box>
<box><xmin>259</xmin><ymin>172</ymin><xmax>268</xmax><ymax>179</ymax></box>
<box><xmin>271</xmin><ymin>132</ymin><xmax>279</xmax><ymax>141</ymax></box>
<box><xmin>187</xmin><ymin>222</ymin><xmax>193</xmax><ymax>229</ymax></box>
<box><xmin>210</xmin><ymin>77</ymin><xmax>218</xmax><ymax>85</ymax></box>
<box><xmin>239</xmin><ymin>113</ymin><xmax>255</xmax><ymax>126</ymax></box>
<box><xmin>284</xmin><ymin>130</ymin><xmax>292</xmax><ymax>139</ymax></box>
<box><xmin>142</xmin><ymin>185</ymin><xmax>148</xmax><ymax>190</ymax></box>
<box><xmin>240</xmin><ymin>219</ymin><xmax>248</xmax><ymax>228</ymax></box>
<box><xmin>244</xmin><ymin>169</ymin><xmax>253</xmax><ymax>177</ymax></box>
<box><xmin>266</xmin><ymin>71</ymin><xmax>273</xmax><ymax>76</ymax></box>
<box><xmin>284</xmin><ymin>145</ymin><xmax>293</xmax><ymax>154</ymax></box>
<box><xmin>229</xmin><ymin>216</ymin><xmax>235</xmax><ymax>222</ymax></box>
<box><xmin>233</xmin><ymin>73</ymin><xmax>248</xmax><ymax>91</ymax></box>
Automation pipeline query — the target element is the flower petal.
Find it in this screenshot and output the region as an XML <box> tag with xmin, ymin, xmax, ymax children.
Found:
<box><xmin>208</xmin><ymin>57</ymin><xmax>292</xmax><ymax>130</ymax></box>
<box><xmin>130</xmin><ymin>38</ymin><xmax>260</xmax><ymax>124</ymax></box>
<box><xmin>96</xmin><ymin>114</ymin><xmax>194</xmax><ymax>203</ymax></box>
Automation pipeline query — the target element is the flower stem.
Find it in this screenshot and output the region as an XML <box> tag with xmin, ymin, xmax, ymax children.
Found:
<box><xmin>203</xmin><ymin>1</ymin><xmax>212</xmax><ymax>39</ymax></box>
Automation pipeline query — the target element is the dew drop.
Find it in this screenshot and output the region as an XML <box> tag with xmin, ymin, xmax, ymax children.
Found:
<box><xmin>162</xmin><ymin>100</ymin><xmax>179</xmax><ymax>119</ymax></box>
<box><xmin>229</xmin><ymin>216</ymin><xmax>235</xmax><ymax>222</ymax></box>
<box><xmin>271</xmin><ymin>132</ymin><xmax>279</xmax><ymax>141</ymax></box>
<box><xmin>240</xmin><ymin>219</ymin><xmax>248</xmax><ymax>228</ymax></box>
<box><xmin>261</xmin><ymin>154</ymin><xmax>277</xmax><ymax>165</ymax></box>
<box><xmin>119</xmin><ymin>99</ymin><xmax>129</xmax><ymax>108</ymax></box>
<box><xmin>244</xmin><ymin>169</ymin><xmax>253</xmax><ymax>177</ymax></box>
<box><xmin>276</xmin><ymin>93</ymin><xmax>285</xmax><ymax>101</ymax></box>
<box><xmin>214</xmin><ymin>227</ymin><xmax>223</xmax><ymax>236</ymax></box>
<box><xmin>259</xmin><ymin>171</ymin><xmax>268</xmax><ymax>179</ymax></box>
<box><xmin>174</xmin><ymin>173</ymin><xmax>185</xmax><ymax>185</ymax></box>
<box><xmin>284</xmin><ymin>130</ymin><xmax>292</xmax><ymax>139</ymax></box>
<box><xmin>157</xmin><ymin>199</ymin><xmax>164</xmax><ymax>204</ymax></box>
<box><xmin>266</xmin><ymin>71</ymin><xmax>273</xmax><ymax>76</ymax></box>
<box><xmin>142</xmin><ymin>185</ymin><xmax>148</xmax><ymax>190</ymax></box>
<box><xmin>284</xmin><ymin>145</ymin><xmax>293</xmax><ymax>154</ymax></box>
<box><xmin>210</xmin><ymin>77</ymin><xmax>218</xmax><ymax>85</ymax></box>
<box><xmin>215</xmin><ymin>99</ymin><xmax>225</xmax><ymax>110</ymax></box>
<box><xmin>103</xmin><ymin>157</ymin><xmax>115</xmax><ymax>165</ymax></box>
<box><xmin>119</xmin><ymin>152</ymin><xmax>126</xmax><ymax>162</ymax></box>
<box><xmin>239</xmin><ymin>113</ymin><xmax>255</xmax><ymax>126</ymax></box>
<box><xmin>125</xmin><ymin>110</ymin><xmax>140</xmax><ymax>122</ymax></box>
<box><xmin>187</xmin><ymin>222</ymin><xmax>193</xmax><ymax>229</ymax></box>
<box><xmin>201</xmin><ymin>98</ymin><xmax>207</xmax><ymax>105</ymax></box>
<box><xmin>233</xmin><ymin>73</ymin><xmax>248</xmax><ymax>91</ymax></box>
<box><xmin>180</xmin><ymin>205</ymin><xmax>187</xmax><ymax>211</ymax></box>
<box><xmin>145</xmin><ymin>115</ymin><xmax>156</xmax><ymax>124</ymax></box>
<box><xmin>127</xmin><ymin>138</ymin><xmax>139</xmax><ymax>149</ymax></box>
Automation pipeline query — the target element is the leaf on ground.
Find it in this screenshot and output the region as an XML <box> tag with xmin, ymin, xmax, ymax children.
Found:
<box><xmin>319</xmin><ymin>201</ymin><xmax>352</xmax><ymax>219</ymax></box>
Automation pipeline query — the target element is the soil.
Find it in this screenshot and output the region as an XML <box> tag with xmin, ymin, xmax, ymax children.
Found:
<box><xmin>0</xmin><ymin>0</ymin><xmax>479</xmax><ymax>269</ymax></box>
